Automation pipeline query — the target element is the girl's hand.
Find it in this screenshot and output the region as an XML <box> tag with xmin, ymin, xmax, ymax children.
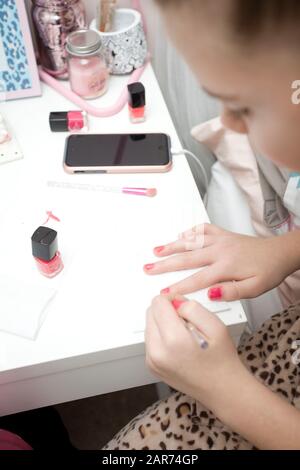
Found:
<box><xmin>146</xmin><ymin>295</ymin><xmax>300</xmax><ymax>450</ymax></box>
<box><xmin>145</xmin><ymin>294</ymin><xmax>244</xmax><ymax>411</ymax></box>
<box><xmin>144</xmin><ymin>223</ymin><xmax>294</xmax><ymax>301</ymax></box>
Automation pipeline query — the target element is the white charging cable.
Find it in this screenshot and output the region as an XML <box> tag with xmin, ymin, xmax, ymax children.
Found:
<box><xmin>171</xmin><ymin>148</ymin><xmax>209</xmax><ymax>205</ymax></box>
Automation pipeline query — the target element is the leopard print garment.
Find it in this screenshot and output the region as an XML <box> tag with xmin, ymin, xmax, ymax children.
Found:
<box><xmin>104</xmin><ymin>303</ymin><xmax>300</xmax><ymax>450</ymax></box>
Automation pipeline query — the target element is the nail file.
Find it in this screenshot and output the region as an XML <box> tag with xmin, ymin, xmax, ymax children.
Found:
<box><xmin>0</xmin><ymin>113</ymin><xmax>23</xmax><ymax>165</ymax></box>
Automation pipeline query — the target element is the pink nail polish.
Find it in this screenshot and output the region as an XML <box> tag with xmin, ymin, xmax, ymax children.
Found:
<box><xmin>172</xmin><ymin>299</ymin><xmax>186</xmax><ymax>310</ymax></box>
<box><xmin>31</xmin><ymin>226</ymin><xmax>64</xmax><ymax>278</ymax></box>
<box><xmin>144</xmin><ymin>263</ymin><xmax>155</xmax><ymax>271</ymax></box>
<box><xmin>161</xmin><ymin>287</ymin><xmax>170</xmax><ymax>294</ymax></box>
<box><xmin>128</xmin><ymin>82</ymin><xmax>146</xmax><ymax>123</ymax></box>
<box><xmin>208</xmin><ymin>287</ymin><xmax>222</xmax><ymax>300</ymax></box>
<box><xmin>49</xmin><ymin>111</ymin><xmax>88</xmax><ymax>133</ymax></box>
<box><xmin>154</xmin><ymin>246</ymin><xmax>165</xmax><ymax>253</ymax></box>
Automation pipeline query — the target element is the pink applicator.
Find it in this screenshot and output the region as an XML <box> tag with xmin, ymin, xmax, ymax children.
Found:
<box><xmin>47</xmin><ymin>181</ymin><xmax>157</xmax><ymax>197</ymax></box>
<box><xmin>122</xmin><ymin>187</ymin><xmax>157</xmax><ymax>197</ymax></box>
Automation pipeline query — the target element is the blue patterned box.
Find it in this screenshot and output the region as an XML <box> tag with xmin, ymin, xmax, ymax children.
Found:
<box><xmin>0</xmin><ymin>0</ymin><xmax>41</xmax><ymax>100</ymax></box>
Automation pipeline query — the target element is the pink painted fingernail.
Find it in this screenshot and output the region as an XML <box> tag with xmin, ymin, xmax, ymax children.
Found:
<box><xmin>160</xmin><ymin>287</ymin><xmax>170</xmax><ymax>294</ymax></box>
<box><xmin>154</xmin><ymin>246</ymin><xmax>165</xmax><ymax>253</ymax></box>
<box><xmin>144</xmin><ymin>263</ymin><xmax>155</xmax><ymax>271</ymax></box>
<box><xmin>208</xmin><ymin>287</ymin><xmax>223</xmax><ymax>300</ymax></box>
<box><xmin>172</xmin><ymin>299</ymin><xmax>186</xmax><ymax>310</ymax></box>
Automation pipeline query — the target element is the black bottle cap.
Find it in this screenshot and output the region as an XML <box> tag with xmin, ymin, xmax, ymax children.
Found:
<box><xmin>31</xmin><ymin>226</ymin><xmax>58</xmax><ymax>262</ymax></box>
<box><xmin>127</xmin><ymin>82</ymin><xmax>146</xmax><ymax>108</ymax></box>
<box><xmin>49</xmin><ymin>112</ymin><xmax>69</xmax><ymax>132</ymax></box>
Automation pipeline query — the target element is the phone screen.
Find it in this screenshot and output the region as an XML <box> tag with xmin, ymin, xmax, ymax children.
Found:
<box><xmin>64</xmin><ymin>133</ymin><xmax>171</xmax><ymax>167</ymax></box>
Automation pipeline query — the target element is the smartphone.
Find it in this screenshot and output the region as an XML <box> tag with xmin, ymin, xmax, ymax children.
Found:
<box><xmin>63</xmin><ymin>133</ymin><xmax>172</xmax><ymax>174</ymax></box>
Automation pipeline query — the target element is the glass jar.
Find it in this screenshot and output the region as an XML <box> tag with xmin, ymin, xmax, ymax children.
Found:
<box><xmin>32</xmin><ymin>0</ymin><xmax>87</xmax><ymax>79</ymax></box>
<box><xmin>66</xmin><ymin>30</ymin><xmax>109</xmax><ymax>99</ymax></box>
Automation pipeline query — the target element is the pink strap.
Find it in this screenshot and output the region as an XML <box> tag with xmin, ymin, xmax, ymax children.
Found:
<box><xmin>39</xmin><ymin>57</ymin><xmax>149</xmax><ymax>118</ymax></box>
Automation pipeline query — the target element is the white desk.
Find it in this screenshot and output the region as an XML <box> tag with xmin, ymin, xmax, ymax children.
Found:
<box><xmin>0</xmin><ymin>64</ymin><xmax>247</xmax><ymax>416</ymax></box>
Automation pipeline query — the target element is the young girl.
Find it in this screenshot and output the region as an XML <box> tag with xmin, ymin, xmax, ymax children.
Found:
<box><xmin>104</xmin><ymin>0</ymin><xmax>300</xmax><ymax>450</ymax></box>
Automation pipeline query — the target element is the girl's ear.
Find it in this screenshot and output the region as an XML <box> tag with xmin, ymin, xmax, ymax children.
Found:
<box><xmin>221</xmin><ymin>108</ymin><xmax>248</xmax><ymax>134</ymax></box>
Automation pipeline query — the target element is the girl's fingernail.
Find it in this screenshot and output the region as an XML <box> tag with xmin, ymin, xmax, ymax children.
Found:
<box><xmin>154</xmin><ymin>246</ymin><xmax>165</xmax><ymax>253</ymax></box>
<box><xmin>172</xmin><ymin>299</ymin><xmax>186</xmax><ymax>310</ymax></box>
<box><xmin>208</xmin><ymin>287</ymin><xmax>223</xmax><ymax>300</ymax></box>
<box><xmin>144</xmin><ymin>263</ymin><xmax>155</xmax><ymax>271</ymax></box>
<box><xmin>161</xmin><ymin>287</ymin><xmax>170</xmax><ymax>294</ymax></box>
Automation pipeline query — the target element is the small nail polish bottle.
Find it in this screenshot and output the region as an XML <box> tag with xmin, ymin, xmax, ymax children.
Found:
<box><xmin>127</xmin><ymin>82</ymin><xmax>146</xmax><ymax>123</ymax></box>
<box><xmin>49</xmin><ymin>111</ymin><xmax>88</xmax><ymax>133</ymax></box>
<box><xmin>31</xmin><ymin>226</ymin><xmax>64</xmax><ymax>278</ymax></box>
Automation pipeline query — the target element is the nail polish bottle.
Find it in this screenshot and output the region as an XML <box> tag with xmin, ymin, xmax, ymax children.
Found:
<box><xmin>31</xmin><ymin>226</ymin><xmax>64</xmax><ymax>278</ymax></box>
<box><xmin>127</xmin><ymin>82</ymin><xmax>146</xmax><ymax>123</ymax></box>
<box><xmin>49</xmin><ymin>111</ymin><xmax>88</xmax><ymax>133</ymax></box>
